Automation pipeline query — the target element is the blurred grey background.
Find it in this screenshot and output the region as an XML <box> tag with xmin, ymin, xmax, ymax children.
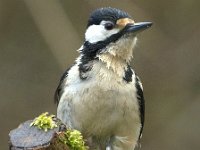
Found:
<box><xmin>0</xmin><ymin>0</ymin><xmax>200</xmax><ymax>149</ymax></box>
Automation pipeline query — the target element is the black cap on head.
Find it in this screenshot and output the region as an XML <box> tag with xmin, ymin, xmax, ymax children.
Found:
<box><xmin>87</xmin><ymin>7</ymin><xmax>131</xmax><ymax>27</ymax></box>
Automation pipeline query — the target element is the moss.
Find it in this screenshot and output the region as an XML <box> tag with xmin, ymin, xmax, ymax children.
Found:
<box><xmin>59</xmin><ymin>129</ymin><xmax>88</xmax><ymax>150</ymax></box>
<box><xmin>30</xmin><ymin>112</ymin><xmax>88</xmax><ymax>150</ymax></box>
<box><xmin>30</xmin><ymin>112</ymin><xmax>57</xmax><ymax>132</ymax></box>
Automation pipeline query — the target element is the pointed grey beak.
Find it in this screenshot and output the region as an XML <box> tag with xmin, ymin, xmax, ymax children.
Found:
<box><xmin>126</xmin><ymin>22</ymin><xmax>152</xmax><ymax>34</ymax></box>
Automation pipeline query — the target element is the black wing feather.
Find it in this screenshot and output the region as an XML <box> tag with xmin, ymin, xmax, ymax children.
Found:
<box><xmin>54</xmin><ymin>67</ymin><xmax>71</xmax><ymax>105</ymax></box>
<box><xmin>135</xmin><ymin>76</ymin><xmax>145</xmax><ymax>139</ymax></box>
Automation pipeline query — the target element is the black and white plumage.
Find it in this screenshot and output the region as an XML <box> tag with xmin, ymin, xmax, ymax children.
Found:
<box><xmin>55</xmin><ymin>7</ymin><xmax>152</xmax><ymax>150</ymax></box>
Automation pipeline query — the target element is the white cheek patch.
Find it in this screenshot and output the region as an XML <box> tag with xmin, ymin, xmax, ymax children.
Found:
<box><xmin>85</xmin><ymin>24</ymin><xmax>120</xmax><ymax>43</ymax></box>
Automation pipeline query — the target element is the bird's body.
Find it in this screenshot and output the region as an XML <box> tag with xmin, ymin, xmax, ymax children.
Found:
<box><xmin>57</xmin><ymin>54</ymin><xmax>142</xmax><ymax>149</ymax></box>
<box><xmin>55</xmin><ymin>7</ymin><xmax>151</xmax><ymax>150</ymax></box>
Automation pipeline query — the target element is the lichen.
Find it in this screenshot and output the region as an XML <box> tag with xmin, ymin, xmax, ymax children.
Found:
<box><xmin>30</xmin><ymin>112</ymin><xmax>57</xmax><ymax>132</ymax></box>
<box><xmin>59</xmin><ymin>129</ymin><xmax>88</xmax><ymax>150</ymax></box>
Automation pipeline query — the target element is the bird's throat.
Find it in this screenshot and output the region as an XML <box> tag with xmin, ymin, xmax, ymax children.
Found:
<box><xmin>98</xmin><ymin>53</ymin><xmax>128</xmax><ymax>77</ymax></box>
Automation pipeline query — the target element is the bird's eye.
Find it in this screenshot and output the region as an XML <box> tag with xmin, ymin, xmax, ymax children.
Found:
<box><xmin>104</xmin><ymin>22</ymin><xmax>114</xmax><ymax>30</ymax></box>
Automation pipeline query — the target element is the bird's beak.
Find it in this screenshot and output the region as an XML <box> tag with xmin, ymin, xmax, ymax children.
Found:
<box><xmin>125</xmin><ymin>22</ymin><xmax>152</xmax><ymax>34</ymax></box>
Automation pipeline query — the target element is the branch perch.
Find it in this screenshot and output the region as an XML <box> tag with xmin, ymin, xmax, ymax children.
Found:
<box><xmin>9</xmin><ymin>113</ymin><xmax>88</xmax><ymax>150</ymax></box>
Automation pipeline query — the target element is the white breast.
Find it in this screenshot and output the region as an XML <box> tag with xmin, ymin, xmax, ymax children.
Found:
<box><xmin>57</xmin><ymin>62</ymin><xmax>141</xmax><ymax>139</ymax></box>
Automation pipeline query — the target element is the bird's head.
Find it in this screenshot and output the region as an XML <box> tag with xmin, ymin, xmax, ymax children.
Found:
<box><xmin>79</xmin><ymin>7</ymin><xmax>152</xmax><ymax>69</ymax></box>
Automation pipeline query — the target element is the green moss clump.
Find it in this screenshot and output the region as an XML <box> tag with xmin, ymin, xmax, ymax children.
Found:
<box><xmin>59</xmin><ymin>129</ymin><xmax>88</xmax><ymax>150</ymax></box>
<box><xmin>30</xmin><ymin>112</ymin><xmax>57</xmax><ymax>132</ymax></box>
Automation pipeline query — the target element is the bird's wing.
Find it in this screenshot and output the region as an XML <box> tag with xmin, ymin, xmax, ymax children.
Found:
<box><xmin>54</xmin><ymin>66</ymin><xmax>71</xmax><ymax>105</ymax></box>
<box><xmin>135</xmin><ymin>75</ymin><xmax>145</xmax><ymax>139</ymax></box>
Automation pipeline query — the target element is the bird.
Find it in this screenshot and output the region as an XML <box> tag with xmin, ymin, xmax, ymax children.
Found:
<box><xmin>55</xmin><ymin>7</ymin><xmax>152</xmax><ymax>150</ymax></box>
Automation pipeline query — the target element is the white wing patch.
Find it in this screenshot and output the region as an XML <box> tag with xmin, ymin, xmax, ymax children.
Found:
<box><xmin>137</xmin><ymin>76</ymin><xmax>143</xmax><ymax>91</ymax></box>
